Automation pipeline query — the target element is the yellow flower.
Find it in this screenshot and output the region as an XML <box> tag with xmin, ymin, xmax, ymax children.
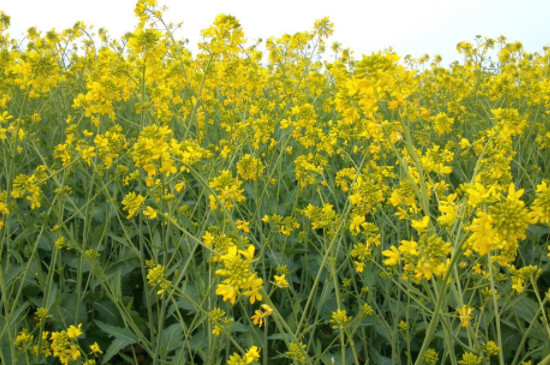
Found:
<box><xmin>466</xmin><ymin>212</ymin><xmax>495</xmax><ymax>256</ymax></box>
<box><xmin>411</xmin><ymin>216</ymin><xmax>430</xmax><ymax>234</ymax></box>
<box><xmin>208</xmin><ymin>308</ymin><xmax>229</xmax><ymax>336</ymax></box>
<box><xmin>216</xmin><ymin>245</ymin><xmax>263</xmax><ymax>304</ymax></box>
<box><xmin>354</xmin><ymin>261</ymin><xmax>365</xmax><ymax>273</ymax></box>
<box><xmin>437</xmin><ymin>193</ymin><xmax>459</xmax><ymax>227</ymax></box>
<box><xmin>68</xmin><ymin>344</ymin><xmax>81</xmax><ymax>362</ymax></box>
<box><xmin>422</xmin><ymin>348</ymin><xmax>439</xmax><ymax>365</ymax></box>
<box><xmin>330</xmin><ymin>309</ymin><xmax>352</xmax><ymax>330</ymax></box>
<box><xmin>142</xmin><ymin>205</ymin><xmax>158</xmax><ymax>220</ymax></box>
<box><xmin>227</xmin><ymin>346</ymin><xmax>261</xmax><ymax>365</ymax></box>
<box><xmin>82</xmin><ymin>129</ymin><xmax>94</xmax><ymax>137</ymax></box>
<box><xmin>212</xmin><ymin>324</ymin><xmax>222</xmax><ymax>336</ymax></box>
<box><xmin>67</xmin><ymin>323</ymin><xmax>83</xmax><ymax>339</ymax></box>
<box><xmin>209</xmin><ymin>170</ymin><xmax>246</xmax><ymax>211</ymax></box>
<box><xmin>483</xmin><ymin>341</ymin><xmax>501</xmax><ymax>357</ymax></box>
<box><xmin>215</xmin><ymin>283</ymin><xmax>239</xmax><ymax>305</ymax></box>
<box><xmin>244</xmin><ymin>346</ymin><xmax>261</xmax><ymax>363</ymax></box>
<box><xmin>285</xmin><ymin>342</ymin><xmax>307</xmax><ymax>363</ymax></box>
<box><xmin>512</xmin><ymin>276</ymin><xmax>525</xmax><ymax>293</ymax></box>
<box><xmin>202</xmin><ymin>231</ymin><xmax>215</xmax><ymax>247</ymax></box>
<box><xmin>350</xmin><ymin>214</ymin><xmax>365</xmax><ymax>234</ymax></box>
<box><xmin>146</xmin><ymin>263</ymin><xmax>172</xmax><ymax>296</ymax></box>
<box><xmin>215</xmin><ymin>246</ymin><xmax>264</xmax><ymax>304</ymax></box>
<box><xmin>243</xmin><ymin>276</ymin><xmax>264</xmax><ymax>304</ymax></box>
<box><xmin>251</xmin><ymin>304</ymin><xmax>273</xmax><ymax>327</ymax></box>
<box><xmin>294</xmin><ymin>153</ymin><xmax>325</xmax><ymax>188</ymax></box>
<box><xmin>458</xmin><ymin>352</ymin><xmax>482</xmax><ymax>365</ymax></box>
<box><xmin>432</xmin><ymin>112</ymin><xmax>454</xmax><ymax>136</ymax></box>
<box><xmin>465</xmin><ymin>183</ymin><xmax>493</xmax><ymax>207</ymax></box>
<box><xmin>51</xmin><ymin>329</ymin><xmax>82</xmax><ymax>365</ymax></box>
<box><xmin>236</xmin><ymin>219</ymin><xmax>250</xmax><ymax>233</ymax></box>
<box><xmin>531</xmin><ymin>179</ymin><xmax>550</xmax><ymax>224</ymax></box>
<box><xmin>459</xmin><ymin>138</ymin><xmax>471</xmax><ymax>149</ymax></box>
<box><xmin>90</xmin><ymin>342</ymin><xmax>103</xmax><ymax>355</ymax></box>
<box><xmin>398</xmin><ymin>239</ymin><xmax>418</xmax><ymax>256</ymax></box>
<box><xmin>15</xmin><ymin>329</ymin><xmax>34</xmax><ymax>350</ymax></box>
<box><xmin>457</xmin><ymin>305</ymin><xmax>474</xmax><ymax>328</ymax></box>
<box><xmin>0</xmin><ymin>110</ymin><xmax>13</xmax><ymax>123</ymax></box>
<box><xmin>237</xmin><ymin>154</ymin><xmax>265</xmax><ymax>181</ymax></box>
<box><xmin>175</xmin><ymin>181</ymin><xmax>186</xmax><ymax>192</ymax></box>
<box><xmin>272</xmin><ymin>274</ymin><xmax>289</xmax><ymax>288</ymax></box>
<box><xmin>34</xmin><ymin>307</ymin><xmax>53</xmax><ymax>321</ymax></box>
<box><xmin>86</xmin><ymin>249</ymin><xmax>101</xmax><ymax>259</ymax></box>
<box><xmin>302</xmin><ymin>203</ymin><xmax>338</xmax><ymax>231</ymax></box>
<box><xmin>382</xmin><ymin>246</ymin><xmax>400</xmax><ymax>266</ymax></box>
<box><xmin>121</xmin><ymin>191</ymin><xmax>145</xmax><ymax>219</ymax></box>
<box><xmin>32</xmin><ymin>331</ymin><xmax>51</xmax><ymax>357</ymax></box>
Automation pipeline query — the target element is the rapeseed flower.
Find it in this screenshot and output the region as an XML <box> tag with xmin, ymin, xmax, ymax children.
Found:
<box><xmin>458</xmin><ymin>352</ymin><xmax>482</xmax><ymax>365</ymax></box>
<box><xmin>237</xmin><ymin>154</ymin><xmax>264</xmax><ymax>181</ymax></box>
<box><xmin>121</xmin><ymin>191</ymin><xmax>145</xmax><ymax>219</ymax></box>
<box><xmin>66</xmin><ymin>324</ymin><xmax>83</xmax><ymax>339</ymax></box>
<box><xmin>457</xmin><ymin>305</ymin><xmax>474</xmax><ymax>328</ymax></box>
<box><xmin>146</xmin><ymin>261</ymin><xmax>172</xmax><ymax>296</ymax></box>
<box><xmin>15</xmin><ymin>329</ymin><xmax>34</xmax><ymax>351</ymax></box>
<box><xmin>271</xmin><ymin>274</ymin><xmax>289</xmax><ymax>288</ymax></box>
<box><xmin>285</xmin><ymin>342</ymin><xmax>307</xmax><ymax>364</ymax></box>
<box><xmin>330</xmin><ymin>309</ymin><xmax>352</xmax><ymax>330</ymax></box>
<box><xmin>227</xmin><ymin>346</ymin><xmax>260</xmax><ymax>365</ymax></box>
<box><xmin>531</xmin><ymin>179</ymin><xmax>550</xmax><ymax>224</ymax></box>
<box><xmin>215</xmin><ymin>245</ymin><xmax>263</xmax><ymax>304</ymax></box>
<box><xmin>209</xmin><ymin>170</ymin><xmax>245</xmax><ymax>211</ymax></box>
<box><xmin>251</xmin><ymin>304</ymin><xmax>273</xmax><ymax>327</ymax></box>
<box><xmin>89</xmin><ymin>342</ymin><xmax>102</xmax><ymax>355</ymax></box>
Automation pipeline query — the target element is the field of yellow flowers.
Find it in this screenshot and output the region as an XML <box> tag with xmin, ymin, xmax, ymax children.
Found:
<box><xmin>1</xmin><ymin>1</ymin><xmax>550</xmax><ymax>364</ymax></box>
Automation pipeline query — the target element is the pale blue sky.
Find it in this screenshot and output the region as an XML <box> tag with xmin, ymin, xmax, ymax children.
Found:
<box><xmin>2</xmin><ymin>0</ymin><xmax>549</xmax><ymax>65</ymax></box>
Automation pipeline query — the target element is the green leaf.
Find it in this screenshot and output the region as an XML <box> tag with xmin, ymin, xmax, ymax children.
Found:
<box><xmin>267</xmin><ymin>332</ymin><xmax>292</xmax><ymax>341</ymax></box>
<box><xmin>3</xmin><ymin>263</ymin><xmax>24</xmax><ymax>287</ymax></box>
<box><xmin>0</xmin><ymin>320</ymin><xmax>14</xmax><ymax>365</ymax></box>
<box><xmin>8</xmin><ymin>302</ymin><xmax>29</xmax><ymax>327</ymax></box>
<box><xmin>232</xmin><ymin>321</ymin><xmax>250</xmax><ymax>333</ymax></box>
<box><xmin>108</xmin><ymin>233</ymin><xmax>131</xmax><ymax>247</ymax></box>
<box><xmin>59</xmin><ymin>293</ymin><xmax>86</xmax><ymax>325</ymax></box>
<box><xmin>93</xmin><ymin>301</ymin><xmax>120</xmax><ymax>324</ymax></box>
<box><xmin>321</xmin><ymin>348</ymin><xmax>355</xmax><ymax>365</ymax></box>
<box><xmin>96</xmin><ymin>320</ymin><xmax>139</xmax><ymax>343</ymax></box>
<box><xmin>513</xmin><ymin>295</ymin><xmax>538</xmax><ymax>324</ymax></box>
<box><xmin>101</xmin><ymin>337</ymin><xmax>135</xmax><ymax>364</ymax></box>
<box><xmin>151</xmin><ymin>229</ymin><xmax>161</xmax><ymax>249</ymax></box>
<box><xmin>110</xmin><ymin>268</ymin><xmax>122</xmax><ymax>299</ymax></box>
<box><xmin>159</xmin><ymin>323</ymin><xmax>184</xmax><ymax>355</ymax></box>
<box><xmin>188</xmin><ymin>329</ymin><xmax>207</xmax><ymax>351</ymax></box>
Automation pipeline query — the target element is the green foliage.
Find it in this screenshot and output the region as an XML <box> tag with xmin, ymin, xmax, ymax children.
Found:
<box><xmin>1</xmin><ymin>2</ymin><xmax>550</xmax><ymax>365</ymax></box>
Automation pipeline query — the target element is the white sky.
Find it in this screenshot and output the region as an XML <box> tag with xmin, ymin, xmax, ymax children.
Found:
<box><xmin>2</xmin><ymin>0</ymin><xmax>549</xmax><ymax>65</ymax></box>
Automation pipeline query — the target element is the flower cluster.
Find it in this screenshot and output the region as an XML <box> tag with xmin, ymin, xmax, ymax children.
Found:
<box><xmin>16</xmin><ymin>323</ymin><xmax>101</xmax><ymax>365</ymax></box>
<box><xmin>215</xmin><ymin>245</ymin><xmax>263</xmax><ymax>304</ymax></box>
<box><xmin>3</xmin><ymin>4</ymin><xmax>550</xmax><ymax>364</ymax></box>
<box><xmin>209</xmin><ymin>170</ymin><xmax>246</xmax><ymax>211</ymax></box>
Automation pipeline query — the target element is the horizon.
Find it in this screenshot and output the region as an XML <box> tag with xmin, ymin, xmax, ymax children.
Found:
<box><xmin>2</xmin><ymin>0</ymin><xmax>549</xmax><ymax>66</ymax></box>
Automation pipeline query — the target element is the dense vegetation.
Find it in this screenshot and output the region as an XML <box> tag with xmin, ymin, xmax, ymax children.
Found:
<box><xmin>1</xmin><ymin>1</ymin><xmax>550</xmax><ymax>364</ymax></box>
